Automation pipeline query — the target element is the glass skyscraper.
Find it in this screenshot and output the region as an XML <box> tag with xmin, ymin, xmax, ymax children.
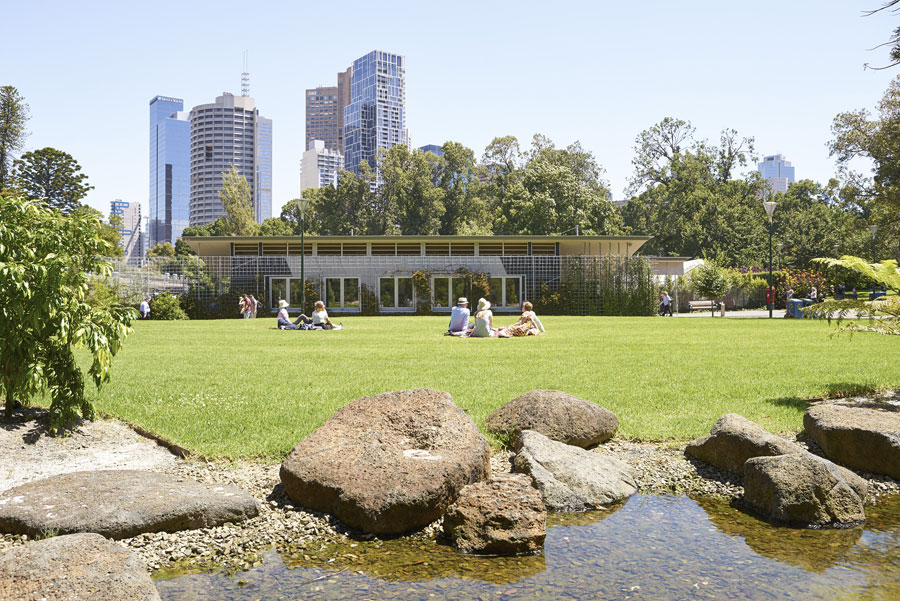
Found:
<box><xmin>758</xmin><ymin>154</ymin><xmax>795</xmax><ymax>194</ymax></box>
<box><xmin>189</xmin><ymin>93</ymin><xmax>273</xmax><ymax>226</ymax></box>
<box><xmin>149</xmin><ymin>95</ymin><xmax>190</xmax><ymax>249</ymax></box>
<box><xmin>344</xmin><ymin>50</ymin><xmax>407</xmax><ymax>185</ymax></box>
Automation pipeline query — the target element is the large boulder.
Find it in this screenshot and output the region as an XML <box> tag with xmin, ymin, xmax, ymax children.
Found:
<box><xmin>485</xmin><ymin>390</ymin><xmax>618</xmax><ymax>448</ymax></box>
<box><xmin>0</xmin><ymin>532</ymin><xmax>160</xmax><ymax>601</ymax></box>
<box><xmin>0</xmin><ymin>470</ymin><xmax>258</xmax><ymax>539</ymax></box>
<box><xmin>443</xmin><ymin>474</ymin><xmax>546</xmax><ymax>555</ymax></box>
<box><xmin>804</xmin><ymin>400</ymin><xmax>900</xmax><ymax>479</ymax></box>
<box><xmin>512</xmin><ymin>430</ymin><xmax>637</xmax><ymax>511</ymax></box>
<box><xmin>280</xmin><ymin>389</ymin><xmax>491</xmax><ymax>534</ymax></box>
<box><xmin>685</xmin><ymin>413</ymin><xmax>805</xmax><ymax>475</ymax></box>
<box><xmin>743</xmin><ymin>453</ymin><xmax>868</xmax><ymax>528</ymax></box>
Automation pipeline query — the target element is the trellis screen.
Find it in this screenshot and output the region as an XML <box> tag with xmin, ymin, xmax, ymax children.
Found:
<box><xmin>105</xmin><ymin>254</ymin><xmax>657</xmax><ymax>316</ymax></box>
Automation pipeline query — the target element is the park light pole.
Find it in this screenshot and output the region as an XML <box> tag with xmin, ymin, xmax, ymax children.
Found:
<box><xmin>298</xmin><ymin>196</ymin><xmax>311</xmax><ymax>312</ymax></box>
<box><xmin>763</xmin><ymin>199</ymin><xmax>777</xmax><ymax>318</ymax></box>
<box><xmin>869</xmin><ymin>224</ymin><xmax>879</xmax><ymax>264</ymax></box>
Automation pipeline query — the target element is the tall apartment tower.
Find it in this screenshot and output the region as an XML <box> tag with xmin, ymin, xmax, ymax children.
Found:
<box><xmin>344</xmin><ymin>50</ymin><xmax>408</xmax><ymax>183</ymax></box>
<box><xmin>336</xmin><ymin>67</ymin><xmax>352</xmax><ymax>152</ymax></box>
<box><xmin>189</xmin><ymin>92</ymin><xmax>272</xmax><ymax>226</ymax></box>
<box><xmin>758</xmin><ymin>154</ymin><xmax>795</xmax><ymax>194</ymax></box>
<box><xmin>301</xmin><ymin>140</ymin><xmax>345</xmax><ymax>191</ymax></box>
<box><xmin>149</xmin><ymin>95</ymin><xmax>190</xmax><ymax>249</ymax></box>
<box><xmin>110</xmin><ymin>199</ymin><xmax>143</xmax><ymax>261</ymax></box>
<box><xmin>305</xmin><ymin>86</ymin><xmax>340</xmax><ymax>152</ymax></box>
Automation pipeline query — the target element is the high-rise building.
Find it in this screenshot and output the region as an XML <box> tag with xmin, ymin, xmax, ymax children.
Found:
<box><xmin>419</xmin><ymin>144</ymin><xmax>443</xmax><ymax>156</ymax></box>
<box><xmin>149</xmin><ymin>95</ymin><xmax>190</xmax><ymax>249</ymax></box>
<box><xmin>336</xmin><ymin>67</ymin><xmax>352</xmax><ymax>152</ymax></box>
<box><xmin>306</xmin><ymin>86</ymin><xmax>340</xmax><ymax>152</ymax></box>
<box><xmin>189</xmin><ymin>92</ymin><xmax>272</xmax><ymax>226</ymax></box>
<box><xmin>301</xmin><ymin>140</ymin><xmax>345</xmax><ymax>191</ymax></box>
<box><xmin>758</xmin><ymin>154</ymin><xmax>795</xmax><ymax>194</ymax></box>
<box><xmin>110</xmin><ymin>199</ymin><xmax>144</xmax><ymax>261</ymax></box>
<box><xmin>344</xmin><ymin>50</ymin><xmax>408</xmax><ymax>184</ymax></box>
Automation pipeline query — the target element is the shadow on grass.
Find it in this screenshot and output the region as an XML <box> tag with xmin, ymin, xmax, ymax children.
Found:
<box><xmin>766</xmin><ymin>382</ymin><xmax>887</xmax><ymax>414</ymax></box>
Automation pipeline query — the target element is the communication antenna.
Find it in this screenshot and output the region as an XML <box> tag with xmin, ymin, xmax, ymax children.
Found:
<box><xmin>241</xmin><ymin>50</ymin><xmax>250</xmax><ymax>96</ymax></box>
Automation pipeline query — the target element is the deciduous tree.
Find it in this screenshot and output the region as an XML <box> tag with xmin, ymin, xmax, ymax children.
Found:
<box><xmin>218</xmin><ymin>166</ymin><xmax>259</xmax><ymax>236</ymax></box>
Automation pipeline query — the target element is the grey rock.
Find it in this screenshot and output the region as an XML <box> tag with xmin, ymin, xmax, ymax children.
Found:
<box><xmin>0</xmin><ymin>470</ymin><xmax>258</xmax><ymax>539</ymax></box>
<box><xmin>804</xmin><ymin>400</ymin><xmax>900</xmax><ymax>479</ymax></box>
<box><xmin>443</xmin><ymin>474</ymin><xmax>546</xmax><ymax>555</ymax></box>
<box><xmin>512</xmin><ymin>430</ymin><xmax>637</xmax><ymax>511</ymax></box>
<box><xmin>0</xmin><ymin>532</ymin><xmax>160</xmax><ymax>601</ymax></box>
<box><xmin>743</xmin><ymin>453</ymin><xmax>868</xmax><ymax>528</ymax></box>
<box><xmin>280</xmin><ymin>389</ymin><xmax>490</xmax><ymax>534</ymax></box>
<box><xmin>485</xmin><ymin>390</ymin><xmax>618</xmax><ymax>448</ymax></box>
<box><xmin>685</xmin><ymin>413</ymin><xmax>805</xmax><ymax>475</ymax></box>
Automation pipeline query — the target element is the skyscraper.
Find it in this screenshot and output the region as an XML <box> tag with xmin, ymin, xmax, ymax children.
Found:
<box><xmin>301</xmin><ymin>140</ymin><xmax>345</xmax><ymax>191</ymax></box>
<box><xmin>110</xmin><ymin>199</ymin><xmax>143</xmax><ymax>261</ymax></box>
<box><xmin>149</xmin><ymin>95</ymin><xmax>189</xmax><ymax>249</ymax></box>
<box><xmin>344</xmin><ymin>50</ymin><xmax>407</xmax><ymax>184</ymax></box>
<box><xmin>306</xmin><ymin>86</ymin><xmax>340</xmax><ymax>152</ymax></box>
<box><xmin>758</xmin><ymin>154</ymin><xmax>795</xmax><ymax>194</ymax></box>
<box><xmin>336</xmin><ymin>67</ymin><xmax>352</xmax><ymax>152</ymax></box>
<box><xmin>189</xmin><ymin>92</ymin><xmax>272</xmax><ymax>226</ymax></box>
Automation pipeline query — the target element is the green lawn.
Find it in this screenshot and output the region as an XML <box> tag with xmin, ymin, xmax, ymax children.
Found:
<box><xmin>76</xmin><ymin>316</ymin><xmax>900</xmax><ymax>460</ymax></box>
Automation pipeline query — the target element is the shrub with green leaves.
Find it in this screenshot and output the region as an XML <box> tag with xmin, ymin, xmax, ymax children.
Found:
<box><xmin>689</xmin><ymin>260</ymin><xmax>731</xmax><ymax>316</ymax></box>
<box><xmin>0</xmin><ymin>196</ymin><xmax>136</xmax><ymax>430</ymax></box>
<box><xmin>149</xmin><ymin>293</ymin><xmax>188</xmax><ymax>320</ymax></box>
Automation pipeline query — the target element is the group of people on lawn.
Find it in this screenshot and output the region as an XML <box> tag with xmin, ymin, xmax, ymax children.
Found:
<box><xmin>277</xmin><ymin>299</ymin><xmax>342</xmax><ymax>330</ymax></box>
<box><xmin>447</xmin><ymin>297</ymin><xmax>544</xmax><ymax>338</ymax></box>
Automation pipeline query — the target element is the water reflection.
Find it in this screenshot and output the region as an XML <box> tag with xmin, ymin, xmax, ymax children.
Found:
<box><xmin>155</xmin><ymin>495</ymin><xmax>900</xmax><ymax>601</ymax></box>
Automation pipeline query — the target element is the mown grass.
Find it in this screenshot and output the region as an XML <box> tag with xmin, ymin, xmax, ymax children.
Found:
<box><xmin>73</xmin><ymin>315</ymin><xmax>900</xmax><ymax>460</ymax></box>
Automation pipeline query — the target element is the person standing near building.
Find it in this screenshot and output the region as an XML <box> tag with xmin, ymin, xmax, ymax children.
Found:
<box><xmin>139</xmin><ymin>298</ymin><xmax>151</xmax><ymax>320</ymax></box>
<box><xmin>447</xmin><ymin>297</ymin><xmax>470</xmax><ymax>334</ymax></box>
<box><xmin>662</xmin><ymin>291</ymin><xmax>673</xmax><ymax>316</ymax></box>
<box><xmin>249</xmin><ymin>295</ymin><xmax>258</xmax><ymax>318</ymax></box>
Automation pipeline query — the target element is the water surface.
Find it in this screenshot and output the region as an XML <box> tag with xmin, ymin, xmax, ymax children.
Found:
<box><xmin>156</xmin><ymin>494</ymin><xmax>900</xmax><ymax>600</ymax></box>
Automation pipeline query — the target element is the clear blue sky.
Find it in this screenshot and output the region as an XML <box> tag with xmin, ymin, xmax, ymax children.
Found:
<box><xmin>4</xmin><ymin>0</ymin><xmax>897</xmax><ymax>219</ymax></box>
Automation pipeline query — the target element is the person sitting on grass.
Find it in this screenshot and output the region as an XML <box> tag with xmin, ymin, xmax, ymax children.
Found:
<box><xmin>497</xmin><ymin>301</ymin><xmax>543</xmax><ymax>337</ymax></box>
<box><xmin>470</xmin><ymin>298</ymin><xmax>495</xmax><ymax>337</ymax></box>
<box><xmin>276</xmin><ymin>299</ymin><xmax>312</xmax><ymax>330</ymax></box>
<box><xmin>311</xmin><ymin>300</ymin><xmax>342</xmax><ymax>330</ymax></box>
<box><xmin>447</xmin><ymin>297</ymin><xmax>471</xmax><ymax>335</ymax></box>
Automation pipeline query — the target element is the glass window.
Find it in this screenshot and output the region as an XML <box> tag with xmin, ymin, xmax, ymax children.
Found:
<box><xmin>397</xmin><ymin>278</ymin><xmax>413</xmax><ymax>307</ymax></box>
<box><xmin>505</xmin><ymin>278</ymin><xmax>521</xmax><ymax>307</ymax></box>
<box><xmin>452</xmin><ymin>277</ymin><xmax>467</xmax><ymax>305</ymax></box>
<box><xmin>290</xmin><ymin>279</ymin><xmax>304</xmax><ymax>309</ymax></box>
<box><xmin>271</xmin><ymin>278</ymin><xmax>286</xmax><ymax>307</ymax></box>
<box><xmin>433</xmin><ymin>277</ymin><xmax>449</xmax><ymax>307</ymax></box>
<box><xmin>343</xmin><ymin>278</ymin><xmax>359</xmax><ymax>308</ymax></box>
<box><xmin>488</xmin><ymin>278</ymin><xmax>502</xmax><ymax>305</ymax></box>
<box><xmin>379</xmin><ymin>278</ymin><xmax>395</xmax><ymax>307</ymax></box>
<box><xmin>326</xmin><ymin>278</ymin><xmax>341</xmax><ymax>308</ymax></box>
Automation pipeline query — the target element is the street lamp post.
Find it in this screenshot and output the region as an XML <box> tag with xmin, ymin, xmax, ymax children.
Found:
<box><xmin>869</xmin><ymin>224</ymin><xmax>880</xmax><ymax>299</ymax></box>
<box><xmin>298</xmin><ymin>197</ymin><xmax>311</xmax><ymax>312</ymax></box>
<box><xmin>763</xmin><ymin>200</ymin><xmax>777</xmax><ymax>318</ymax></box>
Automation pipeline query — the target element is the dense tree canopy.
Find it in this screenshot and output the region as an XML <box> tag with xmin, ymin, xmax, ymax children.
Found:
<box><xmin>218</xmin><ymin>166</ymin><xmax>258</xmax><ymax>236</ymax></box>
<box><xmin>12</xmin><ymin>147</ymin><xmax>92</xmax><ymax>213</ymax></box>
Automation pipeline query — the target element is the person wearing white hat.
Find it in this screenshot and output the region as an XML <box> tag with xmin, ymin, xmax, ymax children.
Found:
<box><xmin>276</xmin><ymin>299</ymin><xmax>312</xmax><ymax>330</ymax></box>
<box><xmin>470</xmin><ymin>298</ymin><xmax>495</xmax><ymax>337</ymax></box>
<box><xmin>447</xmin><ymin>297</ymin><xmax>471</xmax><ymax>334</ymax></box>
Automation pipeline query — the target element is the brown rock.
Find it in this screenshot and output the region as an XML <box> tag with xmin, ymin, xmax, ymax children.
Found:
<box><xmin>804</xmin><ymin>400</ymin><xmax>900</xmax><ymax>479</ymax></box>
<box><xmin>0</xmin><ymin>532</ymin><xmax>160</xmax><ymax>601</ymax></box>
<box><xmin>485</xmin><ymin>390</ymin><xmax>618</xmax><ymax>448</ymax></box>
<box><xmin>743</xmin><ymin>453</ymin><xmax>867</xmax><ymax>528</ymax></box>
<box><xmin>685</xmin><ymin>413</ymin><xmax>805</xmax><ymax>475</ymax></box>
<box><xmin>280</xmin><ymin>389</ymin><xmax>490</xmax><ymax>534</ymax></box>
<box><xmin>443</xmin><ymin>474</ymin><xmax>546</xmax><ymax>555</ymax></box>
<box><xmin>0</xmin><ymin>470</ymin><xmax>259</xmax><ymax>539</ymax></box>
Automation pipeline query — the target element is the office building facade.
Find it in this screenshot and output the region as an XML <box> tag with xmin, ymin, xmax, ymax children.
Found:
<box><xmin>344</xmin><ymin>50</ymin><xmax>408</xmax><ymax>183</ymax></box>
<box><xmin>419</xmin><ymin>144</ymin><xmax>443</xmax><ymax>157</ymax></box>
<box><xmin>149</xmin><ymin>95</ymin><xmax>190</xmax><ymax>249</ymax></box>
<box><xmin>189</xmin><ymin>93</ymin><xmax>272</xmax><ymax>226</ymax></box>
<box><xmin>758</xmin><ymin>154</ymin><xmax>795</xmax><ymax>194</ymax></box>
<box><xmin>305</xmin><ymin>86</ymin><xmax>340</xmax><ymax>152</ymax></box>
<box><xmin>110</xmin><ymin>199</ymin><xmax>143</xmax><ymax>260</ymax></box>
<box><xmin>301</xmin><ymin>140</ymin><xmax>345</xmax><ymax>191</ymax></box>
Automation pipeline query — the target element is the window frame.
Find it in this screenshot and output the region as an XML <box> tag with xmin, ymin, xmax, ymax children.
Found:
<box><xmin>324</xmin><ymin>276</ymin><xmax>361</xmax><ymax>312</ymax></box>
<box><xmin>379</xmin><ymin>276</ymin><xmax>415</xmax><ymax>311</ymax></box>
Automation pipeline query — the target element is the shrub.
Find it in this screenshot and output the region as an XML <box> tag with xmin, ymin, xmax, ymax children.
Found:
<box><xmin>149</xmin><ymin>293</ymin><xmax>188</xmax><ymax>320</ymax></box>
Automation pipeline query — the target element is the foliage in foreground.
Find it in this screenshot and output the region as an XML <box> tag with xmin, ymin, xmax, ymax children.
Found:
<box><xmin>0</xmin><ymin>196</ymin><xmax>136</xmax><ymax>430</ymax></box>
<box><xmin>805</xmin><ymin>256</ymin><xmax>900</xmax><ymax>336</ymax></box>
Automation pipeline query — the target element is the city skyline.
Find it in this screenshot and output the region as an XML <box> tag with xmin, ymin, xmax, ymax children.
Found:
<box><xmin>4</xmin><ymin>1</ymin><xmax>898</xmax><ymax>221</ymax></box>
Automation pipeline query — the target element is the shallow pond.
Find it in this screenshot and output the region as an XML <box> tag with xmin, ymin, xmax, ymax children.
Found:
<box><xmin>155</xmin><ymin>494</ymin><xmax>900</xmax><ymax>600</ymax></box>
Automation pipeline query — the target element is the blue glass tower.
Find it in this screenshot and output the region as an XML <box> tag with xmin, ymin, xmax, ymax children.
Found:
<box><xmin>344</xmin><ymin>50</ymin><xmax>407</xmax><ymax>184</ymax></box>
<box><xmin>149</xmin><ymin>95</ymin><xmax>190</xmax><ymax>249</ymax></box>
<box><xmin>758</xmin><ymin>154</ymin><xmax>795</xmax><ymax>194</ymax></box>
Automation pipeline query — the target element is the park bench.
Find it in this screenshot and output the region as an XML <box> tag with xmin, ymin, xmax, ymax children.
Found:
<box><xmin>688</xmin><ymin>300</ymin><xmax>717</xmax><ymax>312</ymax></box>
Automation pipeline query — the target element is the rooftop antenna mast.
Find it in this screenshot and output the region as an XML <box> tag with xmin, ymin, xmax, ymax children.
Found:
<box><xmin>241</xmin><ymin>50</ymin><xmax>250</xmax><ymax>96</ymax></box>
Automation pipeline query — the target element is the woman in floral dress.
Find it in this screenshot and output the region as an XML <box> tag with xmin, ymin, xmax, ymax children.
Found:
<box><xmin>497</xmin><ymin>301</ymin><xmax>541</xmax><ymax>337</ymax></box>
